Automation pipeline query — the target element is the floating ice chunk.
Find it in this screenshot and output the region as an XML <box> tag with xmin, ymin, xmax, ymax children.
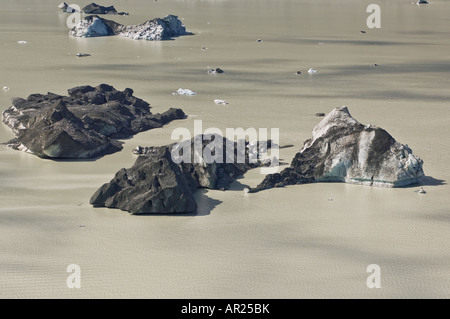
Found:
<box><xmin>57</xmin><ymin>2</ymin><xmax>68</xmax><ymax>9</ymax></box>
<box><xmin>214</xmin><ymin>99</ymin><xmax>228</xmax><ymax>105</ymax></box>
<box><xmin>207</xmin><ymin>68</ymin><xmax>224</xmax><ymax>74</ymax></box>
<box><xmin>173</xmin><ymin>88</ymin><xmax>197</xmax><ymax>96</ymax></box>
<box><xmin>17</xmin><ymin>41</ymin><xmax>28</xmax><ymax>44</ymax></box>
<box><xmin>308</xmin><ymin>68</ymin><xmax>319</xmax><ymax>74</ymax></box>
<box><xmin>65</xmin><ymin>5</ymin><xmax>78</xmax><ymax>13</ymax></box>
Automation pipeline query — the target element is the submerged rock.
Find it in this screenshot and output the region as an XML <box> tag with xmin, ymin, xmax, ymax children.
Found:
<box><xmin>2</xmin><ymin>84</ymin><xmax>185</xmax><ymax>159</ymax></box>
<box><xmin>90</xmin><ymin>135</ymin><xmax>270</xmax><ymax>214</ymax></box>
<box><xmin>70</xmin><ymin>14</ymin><xmax>189</xmax><ymax>40</ymax></box>
<box><xmin>251</xmin><ymin>106</ymin><xmax>424</xmax><ymax>192</ymax></box>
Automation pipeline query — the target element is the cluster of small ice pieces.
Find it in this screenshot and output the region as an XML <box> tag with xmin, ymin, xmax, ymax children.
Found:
<box><xmin>214</xmin><ymin>99</ymin><xmax>228</xmax><ymax>105</ymax></box>
<box><xmin>173</xmin><ymin>88</ymin><xmax>197</xmax><ymax>96</ymax></box>
<box><xmin>296</xmin><ymin>68</ymin><xmax>319</xmax><ymax>75</ymax></box>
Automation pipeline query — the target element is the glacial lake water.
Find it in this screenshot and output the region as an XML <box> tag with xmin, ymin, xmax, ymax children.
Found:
<box><xmin>0</xmin><ymin>0</ymin><xmax>449</xmax><ymax>298</ymax></box>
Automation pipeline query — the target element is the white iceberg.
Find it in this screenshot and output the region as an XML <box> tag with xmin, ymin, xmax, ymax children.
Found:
<box><xmin>214</xmin><ymin>99</ymin><xmax>228</xmax><ymax>105</ymax></box>
<box><xmin>173</xmin><ymin>88</ymin><xmax>197</xmax><ymax>96</ymax></box>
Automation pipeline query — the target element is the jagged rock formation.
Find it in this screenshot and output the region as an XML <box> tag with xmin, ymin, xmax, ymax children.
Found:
<box><xmin>2</xmin><ymin>84</ymin><xmax>185</xmax><ymax>159</ymax></box>
<box><xmin>70</xmin><ymin>14</ymin><xmax>189</xmax><ymax>40</ymax></box>
<box><xmin>90</xmin><ymin>135</ymin><xmax>277</xmax><ymax>214</ymax></box>
<box><xmin>251</xmin><ymin>106</ymin><xmax>424</xmax><ymax>192</ymax></box>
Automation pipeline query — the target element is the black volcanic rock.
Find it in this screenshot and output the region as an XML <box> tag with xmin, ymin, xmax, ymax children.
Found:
<box><xmin>2</xmin><ymin>84</ymin><xmax>185</xmax><ymax>159</ymax></box>
<box><xmin>90</xmin><ymin>135</ymin><xmax>274</xmax><ymax>214</ymax></box>
<box><xmin>251</xmin><ymin>106</ymin><xmax>424</xmax><ymax>192</ymax></box>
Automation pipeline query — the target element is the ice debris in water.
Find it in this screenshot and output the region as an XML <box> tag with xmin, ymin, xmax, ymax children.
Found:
<box><xmin>173</xmin><ymin>88</ymin><xmax>197</xmax><ymax>96</ymax></box>
<box><xmin>214</xmin><ymin>99</ymin><xmax>228</xmax><ymax>105</ymax></box>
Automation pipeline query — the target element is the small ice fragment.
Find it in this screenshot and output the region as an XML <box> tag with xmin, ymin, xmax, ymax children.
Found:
<box><xmin>214</xmin><ymin>99</ymin><xmax>228</xmax><ymax>105</ymax></box>
<box><xmin>173</xmin><ymin>88</ymin><xmax>197</xmax><ymax>96</ymax></box>
<box><xmin>308</xmin><ymin>68</ymin><xmax>319</xmax><ymax>74</ymax></box>
<box><xmin>207</xmin><ymin>68</ymin><xmax>224</xmax><ymax>74</ymax></box>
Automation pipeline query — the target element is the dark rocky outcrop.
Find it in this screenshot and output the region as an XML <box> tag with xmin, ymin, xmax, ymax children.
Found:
<box><xmin>70</xmin><ymin>14</ymin><xmax>189</xmax><ymax>40</ymax></box>
<box><xmin>251</xmin><ymin>106</ymin><xmax>424</xmax><ymax>192</ymax></box>
<box><xmin>58</xmin><ymin>2</ymin><xmax>128</xmax><ymax>15</ymax></box>
<box><xmin>82</xmin><ymin>3</ymin><xmax>128</xmax><ymax>15</ymax></box>
<box><xmin>90</xmin><ymin>135</ymin><xmax>271</xmax><ymax>214</ymax></box>
<box><xmin>2</xmin><ymin>84</ymin><xmax>185</xmax><ymax>159</ymax></box>
<box><xmin>89</xmin><ymin>106</ymin><xmax>425</xmax><ymax>214</ymax></box>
